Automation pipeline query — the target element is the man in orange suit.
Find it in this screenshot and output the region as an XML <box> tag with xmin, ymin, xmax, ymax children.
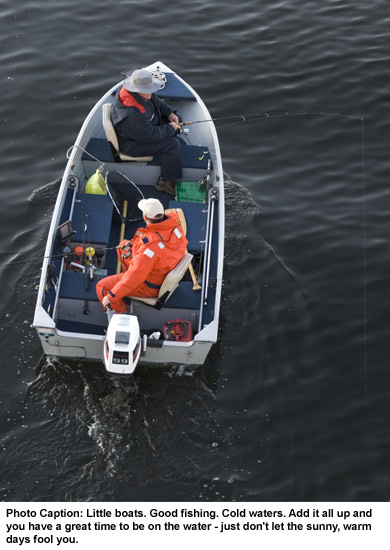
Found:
<box><xmin>96</xmin><ymin>198</ymin><xmax>188</xmax><ymax>313</ymax></box>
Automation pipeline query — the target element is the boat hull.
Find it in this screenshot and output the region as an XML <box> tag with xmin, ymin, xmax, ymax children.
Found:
<box><xmin>38</xmin><ymin>327</ymin><xmax>214</xmax><ymax>366</ymax></box>
<box><xmin>33</xmin><ymin>61</ymin><xmax>224</xmax><ymax>369</ymax></box>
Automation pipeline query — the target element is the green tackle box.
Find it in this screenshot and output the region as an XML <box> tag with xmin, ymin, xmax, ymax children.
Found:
<box><xmin>176</xmin><ymin>181</ymin><xmax>207</xmax><ymax>203</ymax></box>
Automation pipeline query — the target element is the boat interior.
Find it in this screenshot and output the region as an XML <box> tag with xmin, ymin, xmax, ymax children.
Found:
<box><xmin>42</xmin><ymin>71</ymin><xmax>220</xmax><ymax>344</ymax></box>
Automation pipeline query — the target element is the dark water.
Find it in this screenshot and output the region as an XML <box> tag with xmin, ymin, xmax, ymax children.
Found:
<box><xmin>1</xmin><ymin>0</ymin><xmax>389</xmax><ymax>502</ymax></box>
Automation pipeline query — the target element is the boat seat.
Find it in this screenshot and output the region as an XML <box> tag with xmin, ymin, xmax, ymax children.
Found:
<box><xmin>71</xmin><ymin>192</ymin><xmax>114</xmax><ymax>245</ymax></box>
<box><xmin>129</xmin><ymin>251</ymin><xmax>193</xmax><ymax>310</ymax></box>
<box><xmin>83</xmin><ymin>135</ymin><xmax>212</xmax><ymax>170</ymax></box>
<box><xmin>59</xmin><ymin>271</ymin><xmax>101</xmax><ymax>301</ymax></box>
<box><xmin>102</xmin><ymin>103</ymin><xmax>153</xmax><ymax>163</ymax></box>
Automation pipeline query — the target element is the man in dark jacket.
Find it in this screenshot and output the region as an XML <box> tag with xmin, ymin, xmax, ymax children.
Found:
<box><xmin>112</xmin><ymin>68</ymin><xmax>182</xmax><ymax>195</ymax></box>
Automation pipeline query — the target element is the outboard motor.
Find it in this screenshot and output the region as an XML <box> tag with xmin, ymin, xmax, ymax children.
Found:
<box><xmin>104</xmin><ymin>314</ymin><xmax>141</xmax><ymax>375</ymax></box>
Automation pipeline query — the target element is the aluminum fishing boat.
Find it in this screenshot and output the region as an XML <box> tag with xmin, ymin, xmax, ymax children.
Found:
<box><xmin>33</xmin><ymin>61</ymin><xmax>224</xmax><ymax>372</ymax></box>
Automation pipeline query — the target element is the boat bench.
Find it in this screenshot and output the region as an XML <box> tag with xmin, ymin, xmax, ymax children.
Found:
<box><xmin>59</xmin><ymin>272</ymin><xmax>201</xmax><ymax>310</ymax></box>
<box><xmin>169</xmin><ymin>200</ymin><xmax>207</xmax><ymax>253</ymax></box>
<box><xmin>163</xmin><ymin>281</ymin><xmax>201</xmax><ymax>309</ymax></box>
<box><xmin>82</xmin><ymin>138</ymin><xmax>211</xmax><ymax>170</ymax></box>
<box><xmin>59</xmin><ymin>271</ymin><xmax>102</xmax><ymax>301</ymax></box>
<box><xmin>70</xmin><ymin>192</ymin><xmax>114</xmax><ymax>246</ymax></box>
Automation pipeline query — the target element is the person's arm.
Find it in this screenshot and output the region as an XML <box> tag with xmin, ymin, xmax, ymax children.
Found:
<box><xmin>110</xmin><ymin>249</ymin><xmax>157</xmax><ymax>300</ymax></box>
<box><xmin>123</xmin><ymin>111</ymin><xmax>177</xmax><ymax>143</ymax></box>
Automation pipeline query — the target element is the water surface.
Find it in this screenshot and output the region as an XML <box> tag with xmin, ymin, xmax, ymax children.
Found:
<box><xmin>0</xmin><ymin>0</ymin><xmax>389</xmax><ymax>502</ymax></box>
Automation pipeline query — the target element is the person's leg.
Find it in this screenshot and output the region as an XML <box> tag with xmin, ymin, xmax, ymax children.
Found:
<box><xmin>96</xmin><ymin>274</ymin><xmax>128</xmax><ymax>313</ymax></box>
<box><xmin>125</xmin><ymin>136</ymin><xmax>182</xmax><ymax>180</ymax></box>
<box><xmin>158</xmin><ymin>137</ymin><xmax>182</xmax><ymax>180</ymax></box>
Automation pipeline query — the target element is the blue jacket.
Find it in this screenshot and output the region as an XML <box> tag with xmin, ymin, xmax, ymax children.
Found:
<box><xmin>112</xmin><ymin>87</ymin><xmax>177</xmax><ymax>153</ymax></box>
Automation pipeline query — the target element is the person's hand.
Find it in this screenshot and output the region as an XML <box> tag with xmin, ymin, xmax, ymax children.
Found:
<box><xmin>169</xmin><ymin>121</ymin><xmax>181</xmax><ymax>132</ymax></box>
<box><xmin>117</xmin><ymin>240</ymin><xmax>133</xmax><ymax>259</ymax></box>
<box><xmin>168</xmin><ymin>112</ymin><xmax>180</xmax><ymax>124</ymax></box>
<box><xmin>102</xmin><ymin>295</ymin><xmax>111</xmax><ymax>309</ymax></box>
<box><xmin>117</xmin><ymin>239</ymin><xmax>132</xmax><ymax>251</ymax></box>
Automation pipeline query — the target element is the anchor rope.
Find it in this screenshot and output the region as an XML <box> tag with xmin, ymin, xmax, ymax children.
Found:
<box><xmin>66</xmin><ymin>144</ymin><xmax>105</xmax><ymax>173</ymax></box>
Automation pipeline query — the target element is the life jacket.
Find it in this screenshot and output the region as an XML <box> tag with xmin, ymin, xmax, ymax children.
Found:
<box><xmin>112</xmin><ymin>87</ymin><xmax>164</xmax><ymax>125</ymax></box>
<box><xmin>118</xmin><ymin>87</ymin><xmax>146</xmax><ymax>113</ymax></box>
<box><xmin>110</xmin><ymin>213</ymin><xmax>188</xmax><ymax>300</ymax></box>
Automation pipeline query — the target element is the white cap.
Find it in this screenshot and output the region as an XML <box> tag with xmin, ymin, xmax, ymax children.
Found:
<box><xmin>138</xmin><ymin>198</ymin><xmax>164</xmax><ymax>219</ymax></box>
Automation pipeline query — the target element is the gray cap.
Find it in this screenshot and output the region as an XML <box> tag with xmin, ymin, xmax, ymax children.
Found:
<box><xmin>123</xmin><ymin>69</ymin><xmax>162</xmax><ymax>94</ymax></box>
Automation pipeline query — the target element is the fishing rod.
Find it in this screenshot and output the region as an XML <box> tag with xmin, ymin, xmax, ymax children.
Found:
<box><xmin>179</xmin><ymin>110</ymin><xmax>364</xmax><ymax>129</ymax></box>
<box><xmin>0</xmin><ymin>245</ymin><xmax>120</xmax><ymax>268</ymax></box>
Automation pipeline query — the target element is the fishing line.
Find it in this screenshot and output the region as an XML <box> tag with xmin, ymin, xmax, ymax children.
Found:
<box><xmin>361</xmin><ymin>117</ymin><xmax>367</xmax><ymax>406</ymax></box>
<box><xmin>208</xmin><ymin>109</ymin><xmax>367</xmax><ymax>405</ymax></box>
<box><xmin>199</xmin><ymin>109</ymin><xmax>367</xmax><ymax>406</ymax></box>
<box><xmin>181</xmin><ymin>110</ymin><xmax>364</xmax><ymax>129</ymax></box>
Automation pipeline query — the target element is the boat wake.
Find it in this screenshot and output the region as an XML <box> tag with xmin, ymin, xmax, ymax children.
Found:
<box><xmin>27</xmin><ymin>178</ymin><xmax>61</xmax><ymax>205</ymax></box>
<box><xmin>25</xmin><ymin>356</ymin><xmax>220</xmax><ymax>499</ymax></box>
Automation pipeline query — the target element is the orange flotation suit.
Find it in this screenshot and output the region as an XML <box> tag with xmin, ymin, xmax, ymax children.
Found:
<box><xmin>96</xmin><ymin>213</ymin><xmax>188</xmax><ymax>313</ymax></box>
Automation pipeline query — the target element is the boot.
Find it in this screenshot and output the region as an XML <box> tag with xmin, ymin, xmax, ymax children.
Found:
<box><xmin>155</xmin><ymin>178</ymin><xmax>176</xmax><ymax>195</ymax></box>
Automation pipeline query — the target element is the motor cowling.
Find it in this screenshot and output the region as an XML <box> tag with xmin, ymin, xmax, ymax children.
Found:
<box><xmin>104</xmin><ymin>314</ymin><xmax>141</xmax><ymax>375</ymax></box>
